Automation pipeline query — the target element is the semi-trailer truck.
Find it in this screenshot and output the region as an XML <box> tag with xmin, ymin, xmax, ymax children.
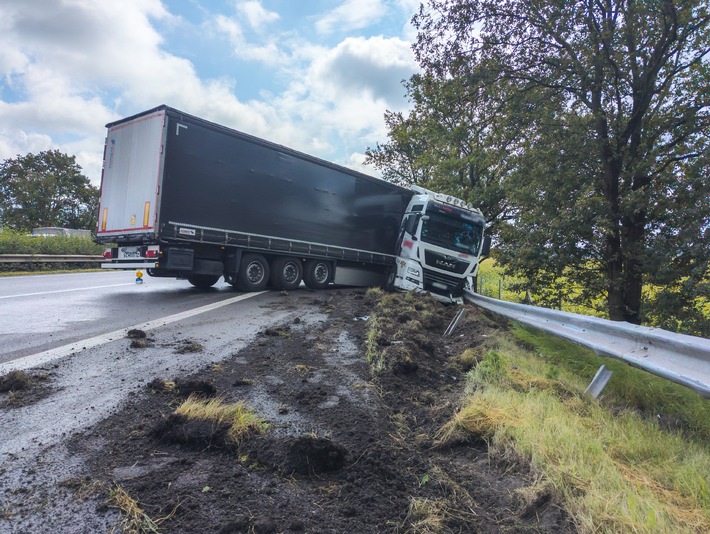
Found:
<box><xmin>96</xmin><ymin>105</ymin><xmax>488</xmax><ymax>302</ymax></box>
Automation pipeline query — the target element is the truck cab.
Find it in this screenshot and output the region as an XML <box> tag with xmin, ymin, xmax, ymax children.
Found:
<box><xmin>393</xmin><ymin>186</ymin><xmax>487</xmax><ymax>302</ymax></box>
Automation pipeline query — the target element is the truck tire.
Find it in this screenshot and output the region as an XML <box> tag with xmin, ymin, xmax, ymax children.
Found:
<box><xmin>384</xmin><ymin>268</ymin><xmax>396</xmax><ymax>292</ymax></box>
<box><xmin>237</xmin><ymin>253</ymin><xmax>270</xmax><ymax>291</ymax></box>
<box><xmin>303</xmin><ymin>260</ymin><xmax>332</xmax><ymax>290</ymax></box>
<box><xmin>270</xmin><ymin>257</ymin><xmax>303</xmax><ymax>290</ymax></box>
<box><xmin>187</xmin><ymin>274</ymin><xmax>220</xmax><ymax>289</ymax></box>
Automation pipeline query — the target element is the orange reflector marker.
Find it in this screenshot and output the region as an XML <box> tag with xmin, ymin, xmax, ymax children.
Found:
<box><xmin>143</xmin><ymin>202</ymin><xmax>150</xmax><ymax>228</ymax></box>
<box><xmin>101</xmin><ymin>208</ymin><xmax>108</xmax><ymax>231</ymax></box>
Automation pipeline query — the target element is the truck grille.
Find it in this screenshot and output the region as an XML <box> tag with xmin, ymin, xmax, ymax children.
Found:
<box><xmin>423</xmin><ymin>269</ymin><xmax>465</xmax><ymax>298</ymax></box>
<box><xmin>424</xmin><ymin>251</ymin><xmax>469</xmax><ymax>275</ymax></box>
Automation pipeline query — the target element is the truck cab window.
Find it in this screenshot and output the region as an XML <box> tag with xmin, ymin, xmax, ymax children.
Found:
<box><xmin>404</xmin><ymin>214</ymin><xmax>420</xmax><ymax>236</ymax></box>
<box><xmin>420</xmin><ymin>213</ymin><xmax>483</xmax><ymax>256</ymax></box>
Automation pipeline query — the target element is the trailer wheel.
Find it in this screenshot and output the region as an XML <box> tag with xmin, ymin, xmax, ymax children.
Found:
<box><xmin>270</xmin><ymin>257</ymin><xmax>303</xmax><ymax>290</ymax></box>
<box><xmin>187</xmin><ymin>274</ymin><xmax>220</xmax><ymax>289</ymax></box>
<box><xmin>303</xmin><ymin>260</ymin><xmax>331</xmax><ymax>290</ymax></box>
<box><xmin>237</xmin><ymin>253</ymin><xmax>270</xmax><ymax>291</ymax></box>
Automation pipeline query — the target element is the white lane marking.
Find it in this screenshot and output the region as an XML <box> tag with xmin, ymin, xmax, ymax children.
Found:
<box><xmin>0</xmin><ymin>291</ymin><xmax>267</xmax><ymax>373</ymax></box>
<box><xmin>0</xmin><ymin>283</ymin><xmax>134</xmax><ymax>300</ymax></box>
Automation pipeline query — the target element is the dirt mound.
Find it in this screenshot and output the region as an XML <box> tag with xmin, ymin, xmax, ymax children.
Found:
<box><xmin>153</xmin><ymin>413</ymin><xmax>231</xmax><ymax>450</ymax></box>
<box><xmin>175</xmin><ymin>380</ymin><xmax>217</xmax><ymax>398</ymax></box>
<box><xmin>284</xmin><ymin>435</ymin><xmax>348</xmax><ymax>475</ymax></box>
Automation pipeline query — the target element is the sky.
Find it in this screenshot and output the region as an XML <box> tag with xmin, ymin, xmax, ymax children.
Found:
<box><xmin>0</xmin><ymin>0</ymin><xmax>422</xmax><ymax>185</ymax></box>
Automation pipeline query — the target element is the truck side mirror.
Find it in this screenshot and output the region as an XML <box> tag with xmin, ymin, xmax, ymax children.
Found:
<box><xmin>481</xmin><ymin>235</ymin><xmax>492</xmax><ymax>257</ymax></box>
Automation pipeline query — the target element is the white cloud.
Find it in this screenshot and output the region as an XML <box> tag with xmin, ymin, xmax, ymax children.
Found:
<box><xmin>316</xmin><ymin>0</ymin><xmax>388</xmax><ymax>35</ymax></box>
<box><xmin>269</xmin><ymin>35</ymin><xmax>417</xmax><ymax>165</ymax></box>
<box><xmin>311</xmin><ymin>36</ymin><xmax>415</xmax><ymax>103</ymax></box>
<box><xmin>236</xmin><ymin>1</ymin><xmax>279</xmax><ymax>31</ymax></box>
<box><xmin>213</xmin><ymin>14</ymin><xmax>286</xmax><ymax>65</ymax></box>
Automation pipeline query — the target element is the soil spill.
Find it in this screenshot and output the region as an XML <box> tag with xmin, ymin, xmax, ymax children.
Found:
<box><xmin>53</xmin><ymin>289</ymin><xmax>574</xmax><ymax>533</ymax></box>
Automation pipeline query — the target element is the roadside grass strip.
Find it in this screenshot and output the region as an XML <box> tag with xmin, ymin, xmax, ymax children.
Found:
<box><xmin>442</xmin><ymin>331</ymin><xmax>710</xmax><ymax>533</ymax></box>
<box><xmin>510</xmin><ymin>323</ymin><xmax>710</xmax><ymax>440</ymax></box>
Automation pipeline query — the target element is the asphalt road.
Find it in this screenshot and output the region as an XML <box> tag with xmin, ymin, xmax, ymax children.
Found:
<box><xmin>0</xmin><ymin>271</ymin><xmax>253</xmax><ymax>367</ymax></box>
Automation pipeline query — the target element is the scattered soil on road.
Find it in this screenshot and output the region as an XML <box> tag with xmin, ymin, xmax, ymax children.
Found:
<box><xmin>64</xmin><ymin>289</ymin><xmax>573</xmax><ymax>533</ymax></box>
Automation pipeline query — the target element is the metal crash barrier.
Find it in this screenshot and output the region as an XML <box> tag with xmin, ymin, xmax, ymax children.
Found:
<box><xmin>465</xmin><ymin>291</ymin><xmax>710</xmax><ymax>399</ymax></box>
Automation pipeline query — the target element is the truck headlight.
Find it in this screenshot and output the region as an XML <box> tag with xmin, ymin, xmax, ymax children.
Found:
<box><xmin>407</xmin><ymin>266</ymin><xmax>420</xmax><ymax>277</ymax></box>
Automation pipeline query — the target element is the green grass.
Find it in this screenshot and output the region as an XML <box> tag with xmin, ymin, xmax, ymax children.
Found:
<box><xmin>440</xmin><ymin>327</ymin><xmax>710</xmax><ymax>533</ymax></box>
<box><xmin>510</xmin><ymin>323</ymin><xmax>710</xmax><ymax>440</ymax></box>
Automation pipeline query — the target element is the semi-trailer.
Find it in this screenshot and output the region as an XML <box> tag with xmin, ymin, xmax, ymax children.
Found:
<box><xmin>96</xmin><ymin>105</ymin><xmax>488</xmax><ymax>301</ymax></box>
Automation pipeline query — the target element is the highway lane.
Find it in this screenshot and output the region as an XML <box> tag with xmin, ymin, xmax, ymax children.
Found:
<box><xmin>0</xmin><ymin>271</ymin><xmax>248</xmax><ymax>365</ymax></box>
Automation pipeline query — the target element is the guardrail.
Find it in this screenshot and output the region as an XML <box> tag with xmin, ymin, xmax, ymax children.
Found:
<box><xmin>0</xmin><ymin>254</ymin><xmax>103</xmax><ymax>263</ymax></box>
<box><xmin>465</xmin><ymin>291</ymin><xmax>710</xmax><ymax>399</ymax></box>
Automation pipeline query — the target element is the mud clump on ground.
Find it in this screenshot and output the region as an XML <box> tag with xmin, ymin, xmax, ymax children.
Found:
<box><xmin>0</xmin><ymin>369</ymin><xmax>35</xmax><ymax>392</ymax></box>
<box><xmin>153</xmin><ymin>413</ymin><xmax>231</xmax><ymax>450</ymax></box>
<box><xmin>65</xmin><ymin>289</ymin><xmax>573</xmax><ymax>533</ymax></box>
<box><xmin>174</xmin><ymin>380</ymin><xmax>217</xmax><ymax>398</ymax></box>
<box><xmin>284</xmin><ymin>435</ymin><xmax>348</xmax><ymax>475</ymax></box>
<box><xmin>126</xmin><ymin>329</ymin><xmax>147</xmax><ymax>339</ymax></box>
<box><xmin>174</xmin><ymin>339</ymin><xmax>204</xmax><ymax>354</ymax></box>
<box><xmin>0</xmin><ymin>369</ymin><xmax>54</xmax><ymax>408</ymax></box>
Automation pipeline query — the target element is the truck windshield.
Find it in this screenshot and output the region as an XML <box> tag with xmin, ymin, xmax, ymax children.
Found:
<box><xmin>420</xmin><ymin>212</ymin><xmax>483</xmax><ymax>255</ymax></box>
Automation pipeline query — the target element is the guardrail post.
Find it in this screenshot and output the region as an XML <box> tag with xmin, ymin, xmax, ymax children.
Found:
<box><xmin>444</xmin><ymin>308</ymin><xmax>466</xmax><ymax>337</ymax></box>
<box><xmin>584</xmin><ymin>365</ymin><xmax>613</xmax><ymax>399</ymax></box>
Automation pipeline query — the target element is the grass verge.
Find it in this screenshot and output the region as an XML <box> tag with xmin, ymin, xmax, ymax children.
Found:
<box><xmin>440</xmin><ymin>328</ymin><xmax>710</xmax><ymax>533</ymax></box>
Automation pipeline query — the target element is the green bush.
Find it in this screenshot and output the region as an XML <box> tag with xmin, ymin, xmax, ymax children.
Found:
<box><xmin>0</xmin><ymin>228</ymin><xmax>104</xmax><ymax>255</ymax></box>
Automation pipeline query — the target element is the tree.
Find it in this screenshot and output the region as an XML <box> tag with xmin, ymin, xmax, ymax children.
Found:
<box><xmin>374</xmin><ymin>0</ymin><xmax>709</xmax><ymax>325</ymax></box>
<box><xmin>366</xmin><ymin>70</ymin><xmax>520</xmax><ymax>234</ymax></box>
<box><xmin>0</xmin><ymin>150</ymin><xmax>99</xmax><ymax>232</ymax></box>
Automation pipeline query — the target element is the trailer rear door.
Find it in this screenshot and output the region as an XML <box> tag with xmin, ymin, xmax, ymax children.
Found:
<box><xmin>97</xmin><ymin>109</ymin><xmax>165</xmax><ymax>238</ymax></box>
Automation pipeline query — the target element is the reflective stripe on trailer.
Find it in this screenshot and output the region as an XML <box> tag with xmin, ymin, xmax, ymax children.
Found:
<box><xmin>101</xmin><ymin>262</ymin><xmax>158</xmax><ymax>269</ymax></box>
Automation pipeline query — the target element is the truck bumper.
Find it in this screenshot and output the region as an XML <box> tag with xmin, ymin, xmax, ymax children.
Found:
<box><xmin>393</xmin><ymin>258</ymin><xmax>423</xmax><ymax>292</ymax></box>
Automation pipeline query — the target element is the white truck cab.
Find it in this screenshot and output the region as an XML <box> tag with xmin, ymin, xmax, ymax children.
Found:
<box><xmin>393</xmin><ymin>186</ymin><xmax>488</xmax><ymax>302</ymax></box>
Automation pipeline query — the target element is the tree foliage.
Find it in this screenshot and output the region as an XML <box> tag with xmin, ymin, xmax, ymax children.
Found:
<box><xmin>0</xmin><ymin>150</ymin><xmax>99</xmax><ymax>232</ymax></box>
<box><xmin>370</xmin><ymin>0</ymin><xmax>709</xmax><ymax>329</ymax></box>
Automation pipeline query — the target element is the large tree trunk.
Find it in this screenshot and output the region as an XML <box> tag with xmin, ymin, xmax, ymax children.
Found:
<box><xmin>606</xmin><ymin>230</ymin><xmax>626</xmax><ymax>321</ymax></box>
<box><xmin>620</xmin><ymin>207</ymin><xmax>647</xmax><ymax>324</ymax></box>
<box><xmin>607</xmin><ymin>217</ymin><xmax>645</xmax><ymax>324</ymax></box>
<box><xmin>604</xmin><ymin>173</ymin><xmax>647</xmax><ymax>323</ymax></box>
<box><xmin>600</xmin><ymin>131</ymin><xmax>628</xmax><ymax>322</ymax></box>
